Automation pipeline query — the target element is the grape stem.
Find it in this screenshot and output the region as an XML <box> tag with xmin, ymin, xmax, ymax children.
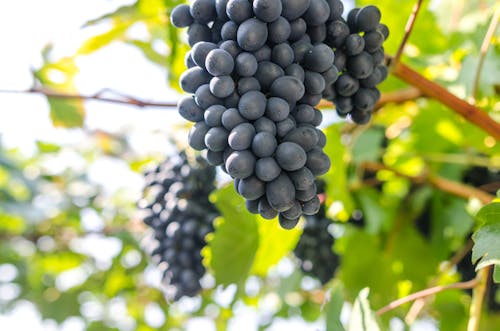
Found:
<box><xmin>390</xmin><ymin>60</ymin><xmax>500</xmax><ymax>140</ymax></box>
<box><xmin>376</xmin><ymin>278</ymin><xmax>478</xmax><ymax>316</ymax></box>
<box><xmin>0</xmin><ymin>86</ymin><xmax>178</xmax><ymax>108</ymax></box>
<box><xmin>467</xmin><ymin>266</ymin><xmax>491</xmax><ymax>331</ymax></box>
<box><xmin>360</xmin><ymin>161</ymin><xmax>496</xmax><ymax>204</ymax></box>
<box><xmin>393</xmin><ymin>0</ymin><xmax>424</xmax><ymax>66</ymax></box>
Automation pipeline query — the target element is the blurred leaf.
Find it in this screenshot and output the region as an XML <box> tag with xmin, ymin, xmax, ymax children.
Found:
<box><xmin>347</xmin><ymin>288</ymin><xmax>380</xmax><ymax>331</ymax></box>
<box><xmin>78</xmin><ymin>23</ymin><xmax>131</xmax><ymax>55</ymax></box>
<box><xmin>35</xmin><ymin>54</ymin><xmax>84</xmax><ymax>128</ymax></box>
<box><xmin>352</xmin><ymin>127</ymin><xmax>385</xmax><ymax>164</ymax></box>
<box><xmin>209</xmin><ymin>184</ymin><xmax>259</xmax><ymax>286</ymax></box>
<box><xmin>250</xmin><ymin>216</ymin><xmax>301</xmax><ymax>276</ymax></box>
<box><xmin>326</xmin><ymin>282</ymin><xmax>345</xmax><ymax>331</ymax></box>
<box><xmin>472</xmin><ymin>203</ymin><xmax>500</xmax><ymax>282</ymax></box>
<box><xmin>323</xmin><ymin>124</ymin><xmax>354</xmax><ymax>220</ymax></box>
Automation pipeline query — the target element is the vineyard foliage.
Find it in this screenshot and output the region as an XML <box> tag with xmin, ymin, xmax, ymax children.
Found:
<box><xmin>1</xmin><ymin>0</ymin><xmax>500</xmax><ymax>330</ymax></box>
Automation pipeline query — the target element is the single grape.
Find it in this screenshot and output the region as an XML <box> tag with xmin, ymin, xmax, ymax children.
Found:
<box><xmin>276</xmin><ymin>142</ymin><xmax>307</xmax><ymax>171</ymax></box>
<box><xmin>205</xmin><ymin>127</ymin><xmax>229</xmax><ymax>152</ymax></box>
<box><xmin>266</xmin><ymin>173</ymin><xmax>296</xmax><ymax>212</ymax></box>
<box><xmin>355</xmin><ymin>5</ymin><xmax>381</xmax><ymax>32</ymax></box>
<box><xmin>303</xmin><ymin>44</ymin><xmax>335</xmax><ymax>73</ymax></box>
<box><xmin>255</xmin><ymin>157</ymin><xmax>281</xmax><ymax>182</ymax></box>
<box><xmin>238</xmin><ymin>90</ymin><xmax>267</xmax><ymax>120</ymax></box>
<box><xmin>238</xmin><ymin>176</ymin><xmax>266</xmax><ymax>200</ymax></box>
<box><xmin>210</xmin><ymin>75</ymin><xmax>235</xmax><ymax>98</ymax></box>
<box><xmin>188</xmin><ymin>121</ymin><xmax>210</xmax><ymax>150</ymax></box>
<box><xmin>189</xmin><ymin>0</ymin><xmax>217</xmax><ymax>24</ymax></box>
<box><xmin>228</xmin><ymin>122</ymin><xmax>256</xmax><ymax>150</ymax></box>
<box><xmin>306</xmin><ymin>147</ymin><xmax>331</xmax><ymax>176</ymax></box>
<box><xmin>288</xmin><ymin>167</ymin><xmax>315</xmax><ymax>190</ymax></box>
<box><xmin>347</xmin><ymin>51</ymin><xmax>374</xmax><ymax>79</ymax></box>
<box><xmin>226</xmin><ymin>0</ymin><xmax>253</xmax><ymax>24</ymax></box>
<box><xmin>195</xmin><ymin>84</ymin><xmax>221</xmax><ymax>109</ymax></box>
<box><xmin>252</xmin><ymin>131</ymin><xmax>277</xmax><ymax>157</ymax></box>
<box><xmin>237</xmin><ymin>77</ymin><xmax>261</xmax><ymax>95</ymax></box>
<box><xmin>235</xmin><ymin>52</ymin><xmax>258</xmax><ymax>77</ymax></box>
<box><xmin>259</xmin><ymin>197</ymin><xmax>278</xmax><ymax>219</ymax></box>
<box><xmin>281</xmin><ymin>0</ymin><xmax>311</xmax><ymax>20</ymax></box>
<box><xmin>270</xmin><ymin>76</ymin><xmax>305</xmax><ymax>103</ymax></box>
<box><xmin>171</xmin><ymin>4</ymin><xmax>194</xmax><ymax>28</ymax></box>
<box><xmin>289</xmin><ymin>18</ymin><xmax>307</xmax><ymax>41</ymax></box>
<box><xmin>253</xmin><ymin>0</ymin><xmax>282</xmax><ymax>23</ymax></box>
<box><xmin>206</xmin><ymin>49</ymin><xmax>235</xmax><ymax>76</ymax></box>
<box><xmin>178</xmin><ymin>96</ymin><xmax>205</xmax><ymax>122</ymax></box>
<box><xmin>268</xmin><ymin>17</ymin><xmax>291</xmax><ymax>44</ymax></box>
<box><xmin>237</xmin><ymin>18</ymin><xmax>268</xmax><ymax>51</ymax></box>
<box><xmin>222</xmin><ymin>108</ymin><xmax>247</xmax><ymax>130</ymax></box>
<box><xmin>283</xmin><ymin>125</ymin><xmax>319</xmax><ymax>152</ymax></box>
<box><xmin>225</xmin><ymin>150</ymin><xmax>256</xmax><ymax>179</ymax></box>
<box><xmin>272</xmin><ymin>43</ymin><xmax>295</xmax><ymax>69</ymax></box>
<box><xmin>304</xmin><ymin>71</ymin><xmax>326</xmax><ymax>95</ymax></box>
<box><xmin>303</xmin><ymin>0</ymin><xmax>330</xmax><ymax>26</ymax></box>
<box><xmin>204</xmin><ymin>104</ymin><xmax>226</xmax><ymax>127</ymax></box>
<box><xmin>265</xmin><ymin>97</ymin><xmax>290</xmax><ymax>122</ymax></box>
<box><xmin>180</xmin><ymin>67</ymin><xmax>211</xmax><ymax>94</ymax></box>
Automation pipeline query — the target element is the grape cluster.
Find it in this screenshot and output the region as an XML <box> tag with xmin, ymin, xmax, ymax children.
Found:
<box><xmin>138</xmin><ymin>153</ymin><xmax>218</xmax><ymax>299</ymax></box>
<box><xmin>293</xmin><ymin>184</ymin><xmax>339</xmax><ymax>284</ymax></box>
<box><xmin>322</xmin><ymin>5</ymin><xmax>389</xmax><ymax>124</ymax></box>
<box><xmin>172</xmin><ymin>0</ymin><xmax>342</xmax><ymax>229</ymax></box>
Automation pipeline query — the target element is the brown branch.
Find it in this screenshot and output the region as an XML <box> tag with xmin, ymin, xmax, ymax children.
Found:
<box><xmin>393</xmin><ymin>0</ymin><xmax>425</xmax><ymax>65</ymax></box>
<box><xmin>0</xmin><ymin>87</ymin><xmax>178</xmax><ymax>108</ymax></box>
<box><xmin>391</xmin><ymin>61</ymin><xmax>500</xmax><ymax>140</ymax></box>
<box><xmin>472</xmin><ymin>6</ymin><xmax>500</xmax><ymax>100</ymax></box>
<box><xmin>405</xmin><ymin>239</ymin><xmax>474</xmax><ymax>323</ymax></box>
<box><xmin>376</xmin><ymin>278</ymin><xmax>478</xmax><ymax>316</ymax></box>
<box><xmin>361</xmin><ymin>161</ymin><xmax>496</xmax><ymax>204</ymax></box>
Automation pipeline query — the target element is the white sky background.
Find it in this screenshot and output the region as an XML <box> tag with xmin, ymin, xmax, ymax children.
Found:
<box><xmin>0</xmin><ymin>1</ymin><xmax>437</xmax><ymax>330</ymax></box>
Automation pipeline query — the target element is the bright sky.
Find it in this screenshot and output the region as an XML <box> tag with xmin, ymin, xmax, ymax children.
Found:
<box><xmin>0</xmin><ymin>1</ymin><xmax>437</xmax><ymax>330</ymax></box>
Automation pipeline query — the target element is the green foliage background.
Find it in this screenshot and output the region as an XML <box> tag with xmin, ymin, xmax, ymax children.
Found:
<box><xmin>1</xmin><ymin>0</ymin><xmax>500</xmax><ymax>330</ymax></box>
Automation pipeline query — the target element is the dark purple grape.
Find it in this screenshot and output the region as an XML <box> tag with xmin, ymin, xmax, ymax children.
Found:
<box><xmin>171</xmin><ymin>4</ymin><xmax>194</xmax><ymax>28</ymax></box>
<box><xmin>237</xmin><ymin>18</ymin><xmax>268</xmax><ymax>51</ymax></box>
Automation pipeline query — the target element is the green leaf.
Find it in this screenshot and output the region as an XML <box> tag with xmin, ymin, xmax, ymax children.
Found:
<box><xmin>250</xmin><ymin>216</ymin><xmax>301</xmax><ymax>276</ymax></box>
<box><xmin>323</xmin><ymin>124</ymin><xmax>354</xmax><ymax>220</ymax></box>
<box><xmin>208</xmin><ymin>184</ymin><xmax>259</xmax><ymax>286</ymax></box>
<box><xmin>472</xmin><ymin>203</ymin><xmax>500</xmax><ymax>282</ymax></box>
<box><xmin>326</xmin><ymin>282</ymin><xmax>345</xmax><ymax>331</ymax></box>
<box><xmin>47</xmin><ymin>98</ymin><xmax>85</xmax><ymax>128</ymax></box>
<box><xmin>352</xmin><ymin>127</ymin><xmax>385</xmax><ymax>164</ymax></box>
<box><xmin>78</xmin><ymin>23</ymin><xmax>131</xmax><ymax>55</ymax></box>
<box><xmin>347</xmin><ymin>288</ymin><xmax>380</xmax><ymax>331</ymax></box>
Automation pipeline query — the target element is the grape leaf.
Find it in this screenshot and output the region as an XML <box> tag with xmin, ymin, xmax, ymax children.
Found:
<box><xmin>472</xmin><ymin>202</ymin><xmax>500</xmax><ymax>282</ymax></box>
<box><xmin>323</xmin><ymin>124</ymin><xmax>354</xmax><ymax>220</ymax></box>
<box><xmin>326</xmin><ymin>282</ymin><xmax>345</xmax><ymax>331</ymax></box>
<box><xmin>250</xmin><ymin>215</ymin><xmax>301</xmax><ymax>276</ymax></box>
<box><xmin>347</xmin><ymin>288</ymin><xmax>380</xmax><ymax>331</ymax></box>
<box><xmin>208</xmin><ymin>184</ymin><xmax>259</xmax><ymax>286</ymax></box>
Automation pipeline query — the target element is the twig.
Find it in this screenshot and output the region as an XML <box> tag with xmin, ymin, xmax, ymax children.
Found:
<box><xmin>376</xmin><ymin>278</ymin><xmax>478</xmax><ymax>316</ymax></box>
<box><xmin>467</xmin><ymin>266</ymin><xmax>491</xmax><ymax>331</ymax></box>
<box><xmin>361</xmin><ymin>161</ymin><xmax>496</xmax><ymax>204</ymax></box>
<box><xmin>391</xmin><ymin>60</ymin><xmax>500</xmax><ymax>140</ymax></box>
<box><xmin>405</xmin><ymin>239</ymin><xmax>474</xmax><ymax>324</ymax></box>
<box><xmin>393</xmin><ymin>0</ymin><xmax>425</xmax><ymax>65</ymax></box>
<box><xmin>472</xmin><ymin>6</ymin><xmax>500</xmax><ymax>101</ymax></box>
<box><xmin>0</xmin><ymin>87</ymin><xmax>178</xmax><ymax>108</ymax></box>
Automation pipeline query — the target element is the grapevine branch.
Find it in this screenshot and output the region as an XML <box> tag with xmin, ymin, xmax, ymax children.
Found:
<box><xmin>376</xmin><ymin>278</ymin><xmax>478</xmax><ymax>316</ymax></box>
<box><xmin>361</xmin><ymin>161</ymin><xmax>496</xmax><ymax>204</ymax></box>
<box><xmin>390</xmin><ymin>60</ymin><xmax>500</xmax><ymax>140</ymax></box>
<box><xmin>467</xmin><ymin>266</ymin><xmax>491</xmax><ymax>331</ymax></box>
<box><xmin>0</xmin><ymin>87</ymin><xmax>178</xmax><ymax>108</ymax></box>
<box><xmin>404</xmin><ymin>239</ymin><xmax>474</xmax><ymax>323</ymax></box>
<box><xmin>393</xmin><ymin>0</ymin><xmax>424</xmax><ymax>65</ymax></box>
